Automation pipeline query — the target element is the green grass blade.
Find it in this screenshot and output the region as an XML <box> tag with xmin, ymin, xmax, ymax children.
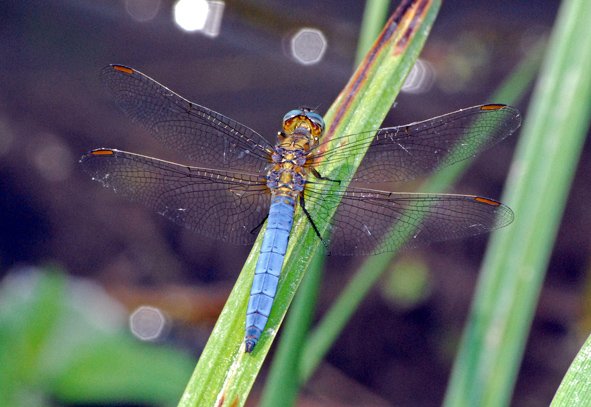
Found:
<box><xmin>550</xmin><ymin>332</ymin><xmax>591</xmax><ymax>407</ymax></box>
<box><xmin>268</xmin><ymin>0</ymin><xmax>441</xmax><ymax>401</ymax></box>
<box><xmin>298</xmin><ymin>34</ymin><xmax>543</xmax><ymax>384</ymax></box>
<box><xmin>355</xmin><ymin>0</ymin><xmax>391</xmax><ymax>66</ymax></box>
<box><xmin>262</xmin><ymin>0</ymin><xmax>441</xmax><ymax>400</ymax></box>
<box><xmin>177</xmin><ymin>1</ymin><xmax>441</xmax><ymax>406</ymax></box>
<box><xmin>444</xmin><ymin>0</ymin><xmax>591</xmax><ymax>405</ymax></box>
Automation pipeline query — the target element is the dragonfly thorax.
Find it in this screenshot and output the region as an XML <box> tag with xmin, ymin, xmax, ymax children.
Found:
<box><xmin>267</xmin><ymin>138</ymin><xmax>309</xmax><ymax>198</ymax></box>
<box><xmin>267</xmin><ymin>113</ymin><xmax>319</xmax><ymax>199</ymax></box>
<box><xmin>266</xmin><ymin>167</ymin><xmax>305</xmax><ymax>196</ymax></box>
<box><xmin>271</xmin><ymin>148</ymin><xmax>307</xmax><ymax>167</ymax></box>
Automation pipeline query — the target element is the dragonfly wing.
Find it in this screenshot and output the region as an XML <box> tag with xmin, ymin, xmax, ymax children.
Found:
<box><xmin>313</xmin><ymin>105</ymin><xmax>521</xmax><ymax>183</ymax></box>
<box><xmin>100</xmin><ymin>65</ymin><xmax>273</xmax><ymax>173</ymax></box>
<box><xmin>81</xmin><ymin>149</ymin><xmax>270</xmax><ymax>245</ymax></box>
<box><xmin>304</xmin><ymin>184</ymin><xmax>514</xmax><ymax>255</ymax></box>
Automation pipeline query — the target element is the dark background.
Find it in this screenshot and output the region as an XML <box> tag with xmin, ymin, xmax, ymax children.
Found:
<box><xmin>2</xmin><ymin>0</ymin><xmax>586</xmax><ymax>406</ymax></box>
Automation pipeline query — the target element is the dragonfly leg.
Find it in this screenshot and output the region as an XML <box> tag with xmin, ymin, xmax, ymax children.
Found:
<box><xmin>299</xmin><ymin>195</ymin><xmax>331</xmax><ymax>255</ymax></box>
<box><xmin>311</xmin><ymin>168</ymin><xmax>341</xmax><ymax>184</ymax></box>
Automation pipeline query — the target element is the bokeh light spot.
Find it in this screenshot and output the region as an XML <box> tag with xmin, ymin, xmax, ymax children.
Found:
<box><xmin>401</xmin><ymin>59</ymin><xmax>436</xmax><ymax>94</ymax></box>
<box><xmin>174</xmin><ymin>0</ymin><xmax>224</xmax><ymax>36</ymax></box>
<box><xmin>129</xmin><ymin>305</ymin><xmax>168</xmax><ymax>341</ymax></box>
<box><xmin>201</xmin><ymin>1</ymin><xmax>224</xmax><ymax>37</ymax></box>
<box><xmin>290</xmin><ymin>28</ymin><xmax>327</xmax><ymax>65</ymax></box>
<box><xmin>174</xmin><ymin>0</ymin><xmax>209</xmax><ymax>32</ymax></box>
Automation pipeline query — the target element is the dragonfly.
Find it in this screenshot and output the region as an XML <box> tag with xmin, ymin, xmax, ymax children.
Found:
<box><xmin>81</xmin><ymin>64</ymin><xmax>521</xmax><ymax>353</ymax></box>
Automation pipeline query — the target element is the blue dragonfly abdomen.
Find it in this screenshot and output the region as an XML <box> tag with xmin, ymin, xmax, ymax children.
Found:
<box><xmin>245</xmin><ymin>195</ymin><xmax>296</xmax><ymax>352</ymax></box>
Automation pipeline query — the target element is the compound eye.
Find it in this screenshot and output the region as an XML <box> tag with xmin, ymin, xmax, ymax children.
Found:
<box><xmin>283</xmin><ymin>110</ymin><xmax>304</xmax><ymax>124</ymax></box>
<box><xmin>305</xmin><ymin>111</ymin><xmax>325</xmax><ymax>131</ymax></box>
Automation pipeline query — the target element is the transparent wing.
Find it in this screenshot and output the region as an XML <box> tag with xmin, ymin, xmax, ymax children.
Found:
<box><xmin>304</xmin><ymin>183</ymin><xmax>514</xmax><ymax>255</ymax></box>
<box><xmin>80</xmin><ymin>149</ymin><xmax>271</xmax><ymax>245</ymax></box>
<box><xmin>100</xmin><ymin>65</ymin><xmax>273</xmax><ymax>173</ymax></box>
<box><xmin>312</xmin><ymin>104</ymin><xmax>521</xmax><ymax>183</ymax></box>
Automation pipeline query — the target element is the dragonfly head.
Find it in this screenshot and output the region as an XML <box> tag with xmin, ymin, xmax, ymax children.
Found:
<box><xmin>282</xmin><ymin>108</ymin><xmax>325</xmax><ymax>144</ymax></box>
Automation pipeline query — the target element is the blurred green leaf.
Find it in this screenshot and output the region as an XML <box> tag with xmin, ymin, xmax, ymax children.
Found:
<box><xmin>381</xmin><ymin>257</ymin><xmax>432</xmax><ymax>308</ymax></box>
<box><xmin>0</xmin><ymin>269</ymin><xmax>194</xmax><ymax>407</ymax></box>
<box><xmin>444</xmin><ymin>0</ymin><xmax>591</xmax><ymax>405</ymax></box>
<box><xmin>54</xmin><ymin>336</ymin><xmax>193</xmax><ymax>405</ymax></box>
